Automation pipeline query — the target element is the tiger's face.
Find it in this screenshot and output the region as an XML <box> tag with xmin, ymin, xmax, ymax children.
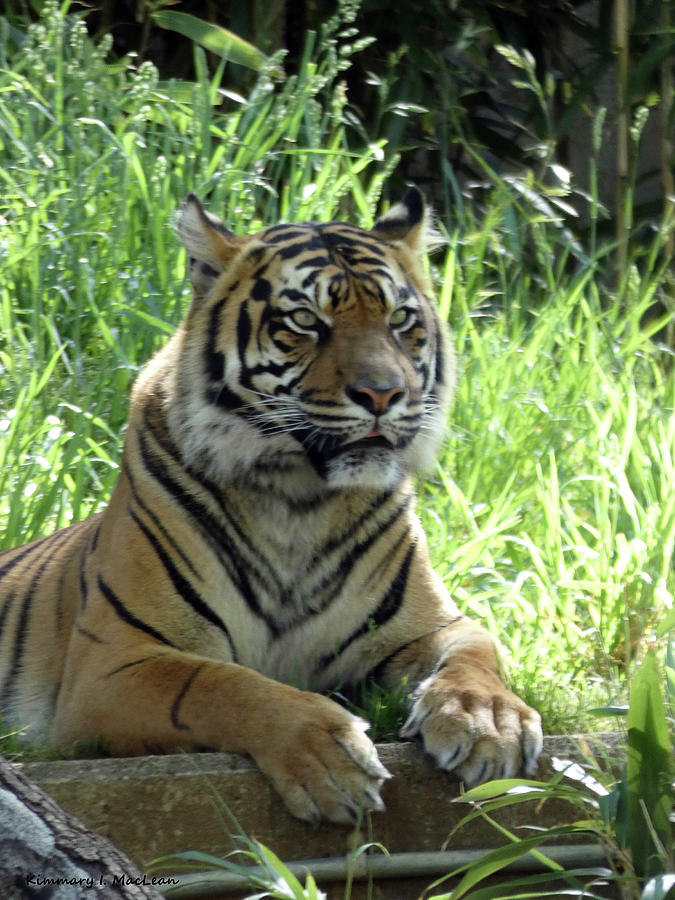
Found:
<box><xmin>163</xmin><ymin>190</ymin><xmax>454</xmax><ymax>492</ymax></box>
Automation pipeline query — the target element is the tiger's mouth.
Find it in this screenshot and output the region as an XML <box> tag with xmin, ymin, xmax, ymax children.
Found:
<box><xmin>302</xmin><ymin>429</ymin><xmax>395</xmax><ymax>459</ymax></box>
<box><xmin>296</xmin><ymin>426</ymin><xmax>410</xmax><ymax>479</ymax></box>
<box><xmin>332</xmin><ymin>434</ymin><xmax>393</xmax><ymax>456</ymax></box>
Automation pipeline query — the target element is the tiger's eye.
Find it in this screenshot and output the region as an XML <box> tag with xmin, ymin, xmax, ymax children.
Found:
<box><xmin>390</xmin><ymin>307</ymin><xmax>412</xmax><ymax>327</ymax></box>
<box><xmin>289</xmin><ymin>308</ymin><xmax>319</xmax><ymax>329</ymax></box>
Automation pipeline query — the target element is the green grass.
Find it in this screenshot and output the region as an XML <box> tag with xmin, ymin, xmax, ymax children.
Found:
<box><xmin>1</xmin><ymin>3</ymin><xmax>674</xmax><ymax>746</ymax></box>
<box><xmin>426</xmin><ymin>288</ymin><xmax>673</xmax><ymax>732</ymax></box>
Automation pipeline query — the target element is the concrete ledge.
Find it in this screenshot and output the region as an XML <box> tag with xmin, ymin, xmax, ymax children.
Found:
<box><xmin>20</xmin><ymin>734</ymin><xmax>622</xmax><ymax>873</ymax></box>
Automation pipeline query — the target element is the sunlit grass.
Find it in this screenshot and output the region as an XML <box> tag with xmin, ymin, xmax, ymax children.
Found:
<box><xmin>420</xmin><ymin>236</ymin><xmax>674</xmax><ymax>733</ymax></box>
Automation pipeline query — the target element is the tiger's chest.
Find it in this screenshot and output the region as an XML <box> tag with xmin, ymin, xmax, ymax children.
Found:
<box><xmin>211</xmin><ymin>484</ymin><xmax>395</xmax><ymax>613</ymax></box>
<box><xmin>112</xmin><ymin>435</ymin><xmax>415</xmax><ymax>688</ymax></box>
<box><xmin>180</xmin><ymin>481</ymin><xmax>412</xmax><ymax>683</ymax></box>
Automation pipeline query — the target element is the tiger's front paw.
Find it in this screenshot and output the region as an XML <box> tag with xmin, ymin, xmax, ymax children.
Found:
<box><xmin>400</xmin><ymin>664</ymin><xmax>542</xmax><ymax>786</ymax></box>
<box><xmin>254</xmin><ymin>693</ymin><xmax>391</xmax><ymax>825</ymax></box>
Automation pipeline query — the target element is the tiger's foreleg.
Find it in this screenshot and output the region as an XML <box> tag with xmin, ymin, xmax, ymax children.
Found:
<box><xmin>51</xmin><ymin>649</ymin><xmax>390</xmax><ymax>825</ymax></box>
<box><xmin>382</xmin><ymin>618</ymin><xmax>543</xmax><ymax>785</ymax></box>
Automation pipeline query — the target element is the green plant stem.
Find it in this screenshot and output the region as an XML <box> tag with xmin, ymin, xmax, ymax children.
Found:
<box><xmin>614</xmin><ymin>0</ymin><xmax>631</xmax><ymax>282</ymax></box>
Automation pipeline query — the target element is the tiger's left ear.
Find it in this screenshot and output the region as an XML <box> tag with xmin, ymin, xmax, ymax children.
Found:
<box><xmin>371</xmin><ymin>187</ymin><xmax>437</xmax><ymax>254</ymax></box>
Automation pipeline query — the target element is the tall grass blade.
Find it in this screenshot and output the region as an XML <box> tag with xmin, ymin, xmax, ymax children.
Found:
<box><xmin>151</xmin><ymin>11</ymin><xmax>275</xmax><ymax>74</ymax></box>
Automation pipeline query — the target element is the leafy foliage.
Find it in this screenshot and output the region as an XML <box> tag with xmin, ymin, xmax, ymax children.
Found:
<box><xmin>422</xmin><ymin>646</ymin><xmax>674</xmax><ymax>899</ymax></box>
<box><xmin>617</xmin><ymin>651</ymin><xmax>673</xmax><ymax>882</ymax></box>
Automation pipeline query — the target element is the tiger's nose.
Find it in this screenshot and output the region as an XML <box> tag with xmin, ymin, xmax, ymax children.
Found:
<box><xmin>347</xmin><ymin>378</ymin><xmax>405</xmax><ymax>415</ymax></box>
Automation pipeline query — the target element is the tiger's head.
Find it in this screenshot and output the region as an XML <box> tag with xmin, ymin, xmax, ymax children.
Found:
<box><xmin>163</xmin><ymin>189</ymin><xmax>455</xmax><ymax>492</ymax></box>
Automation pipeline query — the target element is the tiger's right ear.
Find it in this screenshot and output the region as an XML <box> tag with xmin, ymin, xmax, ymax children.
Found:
<box><xmin>176</xmin><ymin>194</ymin><xmax>238</xmax><ymax>298</ymax></box>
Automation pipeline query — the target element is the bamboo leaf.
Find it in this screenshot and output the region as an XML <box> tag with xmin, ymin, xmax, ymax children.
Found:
<box><xmin>253</xmin><ymin>840</ymin><xmax>307</xmax><ymax>898</ymax></box>
<box><xmin>642</xmin><ymin>874</ymin><xmax>675</xmax><ymax>900</ymax></box>
<box><xmin>589</xmin><ymin>705</ymin><xmax>629</xmax><ymax>716</ymax></box>
<box><xmin>458</xmin><ymin>778</ymin><xmax>551</xmax><ymax>802</ymax></box>
<box><xmin>455</xmin><ymin>867</ymin><xmax>613</xmax><ymax>900</ymax></box>
<box><xmin>152</xmin><ymin>11</ymin><xmax>272</xmax><ymax>74</ymax></box>
<box><xmin>449</xmin><ymin>834</ymin><xmax>569</xmax><ymax>898</ymax></box>
<box><xmin>618</xmin><ymin>651</ymin><xmax>673</xmax><ymax>879</ymax></box>
<box><xmin>657</xmin><ymin>608</ymin><xmax>675</xmax><ymax>637</ymax></box>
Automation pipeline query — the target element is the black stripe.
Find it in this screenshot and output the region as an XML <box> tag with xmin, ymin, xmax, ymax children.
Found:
<box><xmin>290</xmin><ymin>517</ymin><xmax>411</xmax><ymax>627</ymax></box>
<box><xmin>0</xmin><ymin>526</ymin><xmax>81</xmax><ymax>710</ymax></box>
<box><xmin>55</xmin><ymin>548</ymin><xmax>72</xmax><ymax>628</ymax></box>
<box><xmin>320</xmin><ymin>492</ymin><xmax>405</xmax><ymax>559</ymax></box>
<box><xmin>327</xmin><ymin>274</ymin><xmax>348</xmax><ymax>309</ymax></box>
<box><xmin>262</xmin><ymin>226</ymin><xmax>309</xmax><ymax>242</ymax></box>
<box><xmin>278</xmin><ymin>496</ymin><xmax>410</xmax><ymax>634</ymax></box>
<box><xmin>205</xmin><ymin>297</ymin><xmax>227</xmax><ymax>384</ymax></box>
<box><xmin>0</xmin><ymin>591</ymin><xmax>31</xmax><ymax>710</ymax></box>
<box><xmin>124</xmin><ymin>461</ymin><xmax>201</xmax><ymax>579</ymax></box>
<box><xmin>97</xmin><ymin>573</ymin><xmax>177</xmax><ymax>648</ymax></box>
<box><xmin>244</xmin><ymin>247</ymin><xmax>266</xmax><ymax>266</ymax></box>
<box><xmin>130</xmin><ymin>509</ymin><xmax>236</xmax><ymax>656</ymax></box>
<box><xmin>137</xmin><ymin>424</ymin><xmax>282</xmax><ymax>632</ymax></box>
<box><xmin>203</xmin><ymin>300</ymin><xmax>297</xmax><ymax>422</ymax></box>
<box><xmin>191</xmin><ymin>259</ymin><xmax>218</xmax><ymax>281</ymax></box>
<box><xmin>79</xmin><ymin>554</ymin><xmax>89</xmax><ymax>611</ymax></box>
<box><xmin>266</xmin><ymin>321</ymin><xmax>296</xmax><ymax>354</ymax></box>
<box><xmin>0</xmin><ymin>594</ymin><xmax>12</xmax><ymax>639</ymax></box>
<box><xmin>434</xmin><ymin>324</ymin><xmax>445</xmax><ymax>389</ymax></box>
<box><xmin>297</xmin><ymin>496</ymin><xmax>410</xmax><ymax>616</ymax></box>
<box><xmin>297</xmin><ymin>391</ymin><xmax>343</xmax><ymax>406</ymax></box>
<box><xmin>105</xmin><ymin>656</ymin><xmax>155</xmax><ymax>678</ymax></box>
<box><xmin>241</xmin><ymin>358</ymin><xmax>298</xmax><ymax>384</ymax></box>
<box><xmin>316</xmin><ymin>542</ymin><xmax>416</xmax><ymax>672</ymax></box>
<box><xmin>48</xmin><ymin>521</ymin><xmax>97</xmax><ymax>650</ymax></box>
<box><xmin>320</xmin><ymin>227</ymin><xmax>388</xmax><ymax>256</ymax></box>
<box><xmin>277</xmin><ymin>235</ymin><xmax>326</xmax><ymax>259</ymax></box>
<box><xmin>0</xmin><ymin>594</ymin><xmax>15</xmax><ymax>713</ymax></box>
<box><xmin>170</xmin><ymin>664</ymin><xmax>204</xmax><ymax>731</ymax></box>
<box><xmin>295</xmin><ymin>255</ymin><xmax>332</xmax><ymax>271</ymax></box>
<box><xmin>251</xmin><ymin>277</ymin><xmax>271</xmax><ymax>302</ymax></box>
<box><xmin>0</xmin><ymin>534</ymin><xmax>53</xmax><ymax>584</ymax></box>
<box><xmin>359</xmin><ymin>524</ymin><xmax>411</xmax><ymax>591</ymax></box>
<box><xmin>369</xmin><ymin>616</ymin><xmax>464</xmax><ymax>686</ymax></box>
<box><xmin>207</xmin><ymin>382</ymin><xmax>245</xmax><ymax>410</ymax></box>
<box><xmin>76</xmin><ymin>624</ymin><xmax>105</xmax><ymax>644</ymax></box>
<box><xmin>278</xmin><ymin>287</ymin><xmax>310</xmax><ymax>303</ymax></box>
<box><xmin>137</xmin><ymin>424</ymin><xmax>262</xmax><ymax>579</ymax></box>
<box><xmin>237</xmin><ymin>304</ymin><xmax>251</xmax><ymax>358</ymax></box>
<box><xmin>299</xmin><ymin>410</ymin><xmax>359</xmax><ymax>424</ymax></box>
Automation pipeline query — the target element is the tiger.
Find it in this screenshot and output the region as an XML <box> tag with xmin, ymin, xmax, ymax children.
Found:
<box><xmin>0</xmin><ymin>187</ymin><xmax>542</xmax><ymax>824</ymax></box>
